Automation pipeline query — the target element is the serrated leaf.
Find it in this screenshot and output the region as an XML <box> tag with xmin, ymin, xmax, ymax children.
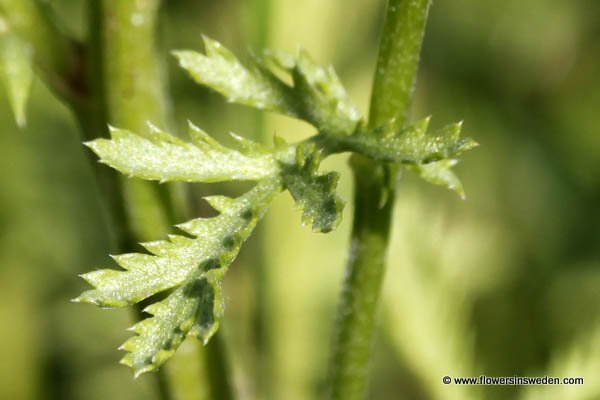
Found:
<box><xmin>336</xmin><ymin>117</ymin><xmax>478</xmax><ymax>165</ymax></box>
<box><xmin>85</xmin><ymin>122</ymin><xmax>278</xmax><ymax>183</ymax></box>
<box><xmin>174</xmin><ymin>37</ymin><xmax>359</xmax><ymax>134</ymax></box>
<box><xmin>172</xmin><ymin>37</ymin><xmax>476</xmax><ymax>196</ymax></box>
<box><xmin>323</xmin><ymin>117</ymin><xmax>475</xmax><ymax>197</ymax></box>
<box><xmin>281</xmin><ymin>143</ymin><xmax>345</xmax><ymax>233</ymax></box>
<box><xmin>173</xmin><ymin>36</ymin><xmax>293</xmax><ymax>114</ymax></box>
<box><xmin>0</xmin><ymin>31</ymin><xmax>33</xmax><ymax>128</ymax></box>
<box><xmin>119</xmin><ymin>271</ymin><xmax>222</xmax><ymax>377</ymax></box>
<box><xmin>77</xmin><ymin>30</ymin><xmax>480</xmax><ymax>377</ymax></box>
<box><xmin>75</xmin><ymin>180</ymin><xmax>280</xmax><ymax>375</ymax></box>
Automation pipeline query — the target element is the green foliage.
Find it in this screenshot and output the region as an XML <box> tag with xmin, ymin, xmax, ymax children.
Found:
<box><xmin>173</xmin><ymin>36</ymin><xmax>359</xmax><ymax>134</ymax></box>
<box><xmin>347</xmin><ymin>118</ymin><xmax>476</xmax><ymax>164</ymax></box>
<box><xmin>75</xmin><ymin>180</ymin><xmax>280</xmax><ymax>376</ymax></box>
<box><xmin>78</xmin><ymin>36</ymin><xmax>476</xmax><ymax>376</ymax></box>
<box><xmin>87</xmin><ymin>122</ymin><xmax>278</xmax><ymax>183</ymax></box>
<box><xmin>323</xmin><ymin>118</ymin><xmax>476</xmax><ymax>198</ymax></box>
<box><xmin>175</xmin><ymin>37</ymin><xmax>475</xmax><ymax>194</ymax></box>
<box><xmin>0</xmin><ymin>26</ymin><xmax>33</xmax><ymax>127</ymax></box>
<box><xmin>312</xmin><ymin>117</ymin><xmax>474</xmax><ymax>199</ymax></box>
<box><xmin>173</xmin><ymin>37</ymin><xmax>292</xmax><ymax>115</ymax></box>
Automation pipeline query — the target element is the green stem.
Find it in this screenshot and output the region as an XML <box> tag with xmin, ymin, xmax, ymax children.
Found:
<box><xmin>0</xmin><ymin>1</ymin><xmax>159</xmax><ymax>398</ymax></box>
<box><xmin>96</xmin><ymin>1</ymin><xmax>175</xmax><ymax>399</ymax></box>
<box><xmin>1</xmin><ymin>1</ymin><xmax>233</xmax><ymax>398</ymax></box>
<box><xmin>0</xmin><ymin>0</ymin><xmax>135</xmax><ymax>255</ymax></box>
<box><xmin>368</xmin><ymin>0</ymin><xmax>432</xmax><ymax>128</ymax></box>
<box><xmin>328</xmin><ymin>1</ymin><xmax>431</xmax><ymax>399</ymax></box>
<box><xmin>99</xmin><ymin>2</ymin><xmax>235</xmax><ymax>399</ymax></box>
<box><xmin>99</xmin><ymin>0</ymin><xmax>168</xmax><ymax>133</ymax></box>
<box><xmin>98</xmin><ymin>0</ymin><xmax>172</xmax><ymax>241</ymax></box>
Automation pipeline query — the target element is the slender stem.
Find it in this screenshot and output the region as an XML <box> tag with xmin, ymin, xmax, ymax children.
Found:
<box><xmin>369</xmin><ymin>0</ymin><xmax>432</xmax><ymax>128</ymax></box>
<box><xmin>328</xmin><ymin>1</ymin><xmax>432</xmax><ymax>399</ymax></box>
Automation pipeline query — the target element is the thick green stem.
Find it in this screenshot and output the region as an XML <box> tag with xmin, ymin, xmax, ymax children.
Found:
<box><xmin>99</xmin><ymin>0</ymin><xmax>168</xmax><ymax>133</ymax></box>
<box><xmin>96</xmin><ymin>1</ymin><xmax>174</xmax><ymax>399</ymax></box>
<box><xmin>328</xmin><ymin>1</ymin><xmax>431</xmax><ymax>399</ymax></box>
<box><xmin>2</xmin><ymin>1</ymin><xmax>233</xmax><ymax>398</ymax></box>
<box><xmin>0</xmin><ymin>1</ymin><xmax>164</xmax><ymax>398</ymax></box>
<box><xmin>100</xmin><ymin>2</ymin><xmax>239</xmax><ymax>399</ymax></box>
<box><xmin>98</xmin><ymin>2</ymin><xmax>234</xmax><ymax>399</ymax></box>
<box><xmin>99</xmin><ymin>0</ymin><xmax>173</xmax><ymax>241</ymax></box>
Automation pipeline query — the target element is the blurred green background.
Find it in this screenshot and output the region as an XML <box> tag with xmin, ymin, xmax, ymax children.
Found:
<box><xmin>1</xmin><ymin>1</ymin><xmax>599</xmax><ymax>399</ymax></box>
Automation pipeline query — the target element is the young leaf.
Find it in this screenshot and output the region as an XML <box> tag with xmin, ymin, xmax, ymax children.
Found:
<box><xmin>281</xmin><ymin>143</ymin><xmax>345</xmax><ymax>233</ymax></box>
<box><xmin>173</xmin><ymin>36</ymin><xmax>294</xmax><ymax>114</ymax></box>
<box><xmin>85</xmin><ymin>121</ymin><xmax>278</xmax><ymax>183</ymax></box>
<box><xmin>0</xmin><ymin>30</ymin><xmax>33</xmax><ymax>128</ymax></box>
<box><xmin>74</xmin><ymin>179</ymin><xmax>280</xmax><ymax>376</ymax></box>
<box><xmin>174</xmin><ymin>37</ymin><xmax>359</xmax><ymax>134</ymax></box>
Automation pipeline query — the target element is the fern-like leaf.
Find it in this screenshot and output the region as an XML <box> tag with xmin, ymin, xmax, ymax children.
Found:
<box><xmin>85</xmin><ymin>121</ymin><xmax>278</xmax><ymax>183</ymax></box>
<box><xmin>74</xmin><ymin>180</ymin><xmax>280</xmax><ymax>376</ymax></box>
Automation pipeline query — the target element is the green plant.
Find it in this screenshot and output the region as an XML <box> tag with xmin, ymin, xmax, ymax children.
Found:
<box><xmin>74</xmin><ymin>33</ymin><xmax>475</xmax><ymax>375</ymax></box>
<box><xmin>77</xmin><ymin>0</ymin><xmax>475</xmax><ymax>389</ymax></box>
<box><xmin>1</xmin><ymin>0</ymin><xmax>476</xmax><ymax>398</ymax></box>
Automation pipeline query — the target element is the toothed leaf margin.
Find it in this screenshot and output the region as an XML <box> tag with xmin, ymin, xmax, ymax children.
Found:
<box><xmin>75</xmin><ymin>180</ymin><xmax>280</xmax><ymax>376</ymax></box>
